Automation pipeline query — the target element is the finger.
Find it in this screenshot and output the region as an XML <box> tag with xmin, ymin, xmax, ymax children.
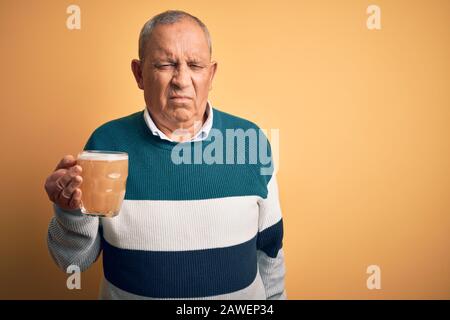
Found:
<box><xmin>53</xmin><ymin>166</ymin><xmax>82</xmax><ymax>203</ymax></box>
<box><xmin>69</xmin><ymin>188</ymin><xmax>82</xmax><ymax>210</ymax></box>
<box><xmin>55</xmin><ymin>155</ymin><xmax>77</xmax><ymax>171</ymax></box>
<box><xmin>47</xmin><ymin>169</ymin><xmax>68</xmax><ymax>186</ymax></box>
<box><xmin>57</xmin><ymin>184</ymin><xmax>73</xmax><ymax>206</ymax></box>
<box><xmin>44</xmin><ymin>169</ymin><xmax>67</xmax><ymax>195</ymax></box>
<box><xmin>54</xmin><ymin>165</ymin><xmax>82</xmax><ymax>191</ymax></box>
<box><xmin>45</xmin><ymin>169</ymin><xmax>68</xmax><ymax>202</ymax></box>
<box><xmin>64</xmin><ymin>175</ymin><xmax>83</xmax><ymax>199</ymax></box>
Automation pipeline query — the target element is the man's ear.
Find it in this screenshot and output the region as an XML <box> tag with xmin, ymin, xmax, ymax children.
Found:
<box><xmin>208</xmin><ymin>61</ymin><xmax>218</xmax><ymax>91</ymax></box>
<box><xmin>131</xmin><ymin>59</ymin><xmax>144</xmax><ymax>90</ymax></box>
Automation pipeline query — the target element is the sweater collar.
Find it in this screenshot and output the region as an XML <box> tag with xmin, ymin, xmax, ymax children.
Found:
<box><xmin>143</xmin><ymin>101</ymin><xmax>214</xmax><ymax>143</ymax></box>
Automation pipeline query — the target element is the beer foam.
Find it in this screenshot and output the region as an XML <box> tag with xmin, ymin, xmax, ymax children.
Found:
<box><xmin>78</xmin><ymin>151</ymin><xmax>128</xmax><ymax>161</ymax></box>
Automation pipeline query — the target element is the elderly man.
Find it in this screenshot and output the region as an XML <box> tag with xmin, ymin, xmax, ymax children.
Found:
<box><xmin>45</xmin><ymin>10</ymin><xmax>286</xmax><ymax>300</ymax></box>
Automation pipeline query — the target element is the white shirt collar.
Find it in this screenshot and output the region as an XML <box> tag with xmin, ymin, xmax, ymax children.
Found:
<box><xmin>143</xmin><ymin>101</ymin><xmax>214</xmax><ymax>142</ymax></box>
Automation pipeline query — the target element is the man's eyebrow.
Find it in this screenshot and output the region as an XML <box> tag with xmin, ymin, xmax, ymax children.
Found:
<box><xmin>152</xmin><ymin>57</ymin><xmax>206</xmax><ymax>65</ymax></box>
<box><xmin>187</xmin><ymin>58</ymin><xmax>203</xmax><ymax>63</ymax></box>
<box><xmin>187</xmin><ymin>57</ymin><xmax>210</xmax><ymax>64</ymax></box>
<box><xmin>151</xmin><ymin>49</ymin><xmax>175</xmax><ymax>61</ymax></box>
<box><xmin>152</xmin><ymin>57</ymin><xmax>177</xmax><ymax>63</ymax></box>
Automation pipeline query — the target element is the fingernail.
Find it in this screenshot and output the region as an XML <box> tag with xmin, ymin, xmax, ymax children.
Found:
<box><xmin>72</xmin><ymin>166</ymin><xmax>81</xmax><ymax>174</ymax></box>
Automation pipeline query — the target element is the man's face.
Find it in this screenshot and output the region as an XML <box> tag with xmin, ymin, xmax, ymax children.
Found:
<box><xmin>132</xmin><ymin>18</ymin><xmax>217</xmax><ymax>127</ymax></box>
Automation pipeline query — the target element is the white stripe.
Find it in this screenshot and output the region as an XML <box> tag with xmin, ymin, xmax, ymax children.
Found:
<box><xmin>101</xmin><ymin>196</ymin><xmax>260</xmax><ymax>251</ymax></box>
<box><xmin>257</xmin><ymin>175</ymin><xmax>283</xmax><ymax>232</ymax></box>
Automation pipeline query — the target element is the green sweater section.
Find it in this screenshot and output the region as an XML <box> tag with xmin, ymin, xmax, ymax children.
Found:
<box><xmin>83</xmin><ymin>107</ymin><xmax>274</xmax><ymax>201</ymax></box>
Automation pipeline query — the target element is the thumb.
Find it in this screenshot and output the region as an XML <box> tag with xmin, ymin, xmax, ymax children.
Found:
<box><xmin>55</xmin><ymin>155</ymin><xmax>77</xmax><ymax>170</ymax></box>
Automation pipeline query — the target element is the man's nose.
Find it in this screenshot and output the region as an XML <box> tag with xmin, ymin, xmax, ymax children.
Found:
<box><xmin>171</xmin><ymin>64</ymin><xmax>191</xmax><ymax>89</ymax></box>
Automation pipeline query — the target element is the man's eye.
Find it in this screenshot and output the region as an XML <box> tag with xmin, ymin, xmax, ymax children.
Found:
<box><xmin>155</xmin><ymin>63</ymin><xmax>175</xmax><ymax>69</ymax></box>
<box><xmin>189</xmin><ymin>64</ymin><xmax>203</xmax><ymax>70</ymax></box>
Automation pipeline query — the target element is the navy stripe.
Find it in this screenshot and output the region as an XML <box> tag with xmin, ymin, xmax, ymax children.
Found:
<box><xmin>257</xmin><ymin>219</ymin><xmax>283</xmax><ymax>258</ymax></box>
<box><xmin>102</xmin><ymin>236</ymin><xmax>258</xmax><ymax>298</ymax></box>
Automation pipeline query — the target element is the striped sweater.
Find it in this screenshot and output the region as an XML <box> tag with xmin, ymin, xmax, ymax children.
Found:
<box><xmin>47</xmin><ymin>107</ymin><xmax>286</xmax><ymax>299</ymax></box>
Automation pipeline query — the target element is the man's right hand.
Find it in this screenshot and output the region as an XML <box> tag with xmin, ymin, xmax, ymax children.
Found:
<box><xmin>44</xmin><ymin>155</ymin><xmax>83</xmax><ymax>211</ymax></box>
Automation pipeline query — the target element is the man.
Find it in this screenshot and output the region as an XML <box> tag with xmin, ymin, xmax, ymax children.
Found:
<box><xmin>45</xmin><ymin>10</ymin><xmax>286</xmax><ymax>300</ymax></box>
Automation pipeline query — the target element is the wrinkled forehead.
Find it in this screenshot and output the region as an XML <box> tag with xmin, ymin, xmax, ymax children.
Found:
<box><xmin>146</xmin><ymin>19</ymin><xmax>210</xmax><ymax>60</ymax></box>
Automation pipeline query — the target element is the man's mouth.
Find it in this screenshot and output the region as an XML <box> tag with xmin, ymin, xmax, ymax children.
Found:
<box><xmin>169</xmin><ymin>96</ymin><xmax>192</xmax><ymax>102</ymax></box>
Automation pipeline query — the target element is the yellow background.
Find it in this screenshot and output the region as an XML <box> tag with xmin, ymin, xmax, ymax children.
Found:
<box><xmin>1</xmin><ymin>0</ymin><xmax>449</xmax><ymax>299</ymax></box>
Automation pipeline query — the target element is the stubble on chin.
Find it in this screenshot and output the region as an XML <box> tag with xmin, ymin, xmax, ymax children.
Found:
<box><xmin>168</xmin><ymin>103</ymin><xmax>197</xmax><ymax>123</ymax></box>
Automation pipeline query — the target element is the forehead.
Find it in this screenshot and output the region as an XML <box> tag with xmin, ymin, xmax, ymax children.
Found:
<box><xmin>146</xmin><ymin>18</ymin><xmax>210</xmax><ymax>60</ymax></box>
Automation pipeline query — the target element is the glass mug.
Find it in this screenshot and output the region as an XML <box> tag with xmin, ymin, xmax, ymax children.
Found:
<box><xmin>77</xmin><ymin>150</ymin><xmax>128</xmax><ymax>217</ymax></box>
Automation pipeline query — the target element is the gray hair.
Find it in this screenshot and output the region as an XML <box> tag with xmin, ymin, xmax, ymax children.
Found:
<box><xmin>138</xmin><ymin>10</ymin><xmax>212</xmax><ymax>61</ymax></box>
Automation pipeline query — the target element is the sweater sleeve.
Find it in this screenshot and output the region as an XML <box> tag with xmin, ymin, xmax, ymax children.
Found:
<box><xmin>256</xmin><ymin>174</ymin><xmax>287</xmax><ymax>300</ymax></box>
<box><xmin>47</xmin><ymin>204</ymin><xmax>102</xmax><ymax>272</ymax></box>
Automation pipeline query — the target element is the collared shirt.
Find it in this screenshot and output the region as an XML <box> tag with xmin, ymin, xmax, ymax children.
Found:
<box><xmin>143</xmin><ymin>101</ymin><xmax>213</xmax><ymax>142</ymax></box>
